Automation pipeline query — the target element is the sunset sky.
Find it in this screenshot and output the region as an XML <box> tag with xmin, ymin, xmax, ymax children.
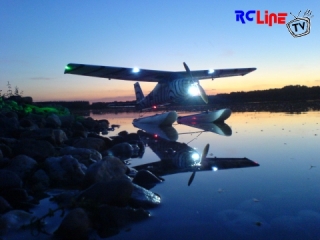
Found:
<box><xmin>1</xmin><ymin>1</ymin><xmax>319</xmax><ymax>102</ymax></box>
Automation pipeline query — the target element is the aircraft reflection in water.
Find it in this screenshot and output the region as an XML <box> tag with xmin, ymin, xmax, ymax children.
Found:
<box><xmin>133</xmin><ymin>123</ymin><xmax>259</xmax><ymax>185</ymax></box>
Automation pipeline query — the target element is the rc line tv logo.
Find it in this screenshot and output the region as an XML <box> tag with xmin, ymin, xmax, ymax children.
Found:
<box><xmin>235</xmin><ymin>9</ymin><xmax>313</xmax><ymax>38</ymax></box>
<box><xmin>286</xmin><ymin>10</ymin><xmax>313</xmax><ymax>38</ymax></box>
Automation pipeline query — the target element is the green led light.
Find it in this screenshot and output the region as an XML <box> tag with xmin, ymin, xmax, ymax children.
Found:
<box><xmin>65</xmin><ymin>65</ymin><xmax>72</xmax><ymax>71</ymax></box>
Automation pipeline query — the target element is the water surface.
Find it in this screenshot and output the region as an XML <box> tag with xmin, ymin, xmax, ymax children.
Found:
<box><xmin>92</xmin><ymin>111</ymin><xmax>320</xmax><ymax>240</ymax></box>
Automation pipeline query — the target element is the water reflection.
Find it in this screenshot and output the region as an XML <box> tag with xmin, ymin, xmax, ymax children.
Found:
<box><xmin>133</xmin><ymin>128</ymin><xmax>259</xmax><ymax>178</ymax></box>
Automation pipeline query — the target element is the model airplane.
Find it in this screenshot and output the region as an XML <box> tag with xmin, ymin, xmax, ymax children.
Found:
<box><xmin>64</xmin><ymin>62</ymin><xmax>256</xmax><ymax>110</ymax></box>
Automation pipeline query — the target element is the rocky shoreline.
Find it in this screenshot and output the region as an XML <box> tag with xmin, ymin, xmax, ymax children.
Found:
<box><xmin>0</xmin><ymin>96</ymin><xmax>162</xmax><ymax>239</ymax></box>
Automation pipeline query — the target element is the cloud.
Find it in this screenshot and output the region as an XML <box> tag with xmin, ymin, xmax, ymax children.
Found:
<box><xmin>29</xmin><ymin>77</ymin><xmax>52</xmax><ymax>80</ymax></box>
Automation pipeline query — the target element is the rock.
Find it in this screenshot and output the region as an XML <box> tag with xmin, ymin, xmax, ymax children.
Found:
<box><xmin>104</xmin><ymin>142</ymin><xmax>133</xmax><ymax>160</ymax></box>
<box><xmin>118</xmin><ymin>130</ymin><xmax>128</xmax><ymax>137</ymax></box>
<box><xmin>0</xmin><ymin>188</ymin><xmax>31</xmax><ymax>208</ymax></box>
<box><xmin>60</xmin><ymin>146</ymin><xmax>101</xmax><ymax>167</ymax></box>
<box><xmin>87</xmin><ymin>133</ymin><xmax>113</xmax><ymax>149</ymax></box>
<box><xmin>0</xmin><ymin>144</ymin><xmax>12</xmax><ymax>158</ymax></box>
<box><xmin>19</xmin><ymin>118</ymin><xmax>39</xmax><ymax>131</ymax></box>
<box><xmin>0</xmin><ymin>210</ymin><xmax>33</xmax><ymax>230</ymax></box>
<box><xmin>26</xmin><ymin>113</ymin><xmax>46</xmax><ymax>128</ymax></box>
<box><xmin>110</xmin><ymin>136</ymin><xmax>126</xmax><ymax>146</ymax></box>
<box><xmin>54</xmin><ymin>208</ymin><xmax>91</xmax><ymax>240</ymax></box>
<box><xmin>46</xmin><ymin>113</ymin><xmax>61</xmax><ymax>128</ymax></box>
<box><xmin>13</xmin><ymin>139</ymin><xmax>55</xmax><ymax>162</ymax></box>
<box><xmin>0</xmin><ymin>170</ymin><xmax>22</xmax><ymax>191</ymax></box>
<box><xmin>130</xmin><ymin>183</ymin><xmax>161</xmax><ymax>208</ymax></box>
<box><xmin>129</xmin><ymin>142</ymin><xmax>140</xmax><ymax>158</ymax></box>
<box><xmin>96</xmin><ymin>205</ymin><xmax>150</xmax><ymax>238</ymax></box>
<box><xmin>43</xmin><ymin>155</ymin><xmax>86</xmax><ymax>188</ymax></box>
<box><xmin>78</xmin><ymin>177</ymin><xmax>133</xmax><ymax>207</ymax></box>
<box><xmin>79</xmin><ymin>117</ymin><xmax>96</xmax><ymax>130</ymax></box>
<box><xmin>0</xmin><ymin>157</ymin><xmax>9</xmax><ymax>168</ymax></box>
<box><xmin>59</xmin><ymin>114</ymin><xmax>75</xmax><ymax>128</ymax></box>
<box><xmin>0</xmin><ymin>114</ymin><xmax>19</xmax><ymax>137</ymax></box>
<box><xmin>20</xmin><ymin>128</ymin><xmax>55</xmax><ymax>144</ymax></box>
<box><xmin>73</xmin><ymin>137</ymin><xmax>107</xmax><ymax>152</ymax></box>
<box><xmin>50</xmin><ymin>190</ymin><xmax>80</xmax><ymax>208</ymax></box>
<box><xmin>132</xmin><ymin>170</ymin><xmax>163</xmax><ymax>189</ymax></box>
<box><xmin>84</xmin><ymin>156</ymin><xmax>127</xmax><ymax>188</ymax></box>
<box><xmin>30</xmin><ymin>169</ymin><xmax>50</xmax><ymax>192</ymax></box>
<box><xmin>4</xmin><ymin>155</ymin><xmax>37</xmax><ymax>180</ymax></box>
<box><xmin>97</xmin><ymin>119</ymin><xmax>109</xmax><ymax>133</ymax></box>
<box><xmin>0</xmin><ymin>196</ymin><xmax>12</xmax><ymax>214</ymax></box>
<box><xmin>53</xmin><ymin>129</ymin><xmax>68</xmax><ymax>145</ymax></box>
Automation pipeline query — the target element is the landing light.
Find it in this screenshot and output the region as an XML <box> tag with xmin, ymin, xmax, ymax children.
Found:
<box><xmin>191</xmin><ymin>153</ymin><xmax>200</xmax><ymax>161</ymax></box>
<box><xmin>212</xmin><ymin>167</ymin><xmax>218</xmax><ymax>171</ymax></box>
<box><xmin>188</xmin><ymin>83</ymin><xmax>200</xmax><ymax>96</ymax></box>
<box><xmin>132</xmin><ymin>67</ymin><xmax>140</xmax><ymax>73</ymax></box>
<box><xmin>208</xmin><ymin>69</ymin><xmax>214</xmax><ymax>74</ymax></box>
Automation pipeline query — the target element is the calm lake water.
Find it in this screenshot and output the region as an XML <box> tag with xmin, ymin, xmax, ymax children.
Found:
<box><xmin>91</xmin><ymin>111</ymin><xmax>320</xmax><ymax>240</ymax></box>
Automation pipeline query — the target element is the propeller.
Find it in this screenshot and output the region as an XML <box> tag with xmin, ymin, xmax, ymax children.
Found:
<box><xmin>183</xmin><ymin>62</ymin><xmax>209</xmax><ymax>104</ymax></box>
<box><xmin>188</xmin><ymin>143</ymin><xmax>210</xmax><ymax>186</ymax></box>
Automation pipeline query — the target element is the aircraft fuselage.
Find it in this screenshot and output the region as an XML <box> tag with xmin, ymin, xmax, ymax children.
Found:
<box><xmin>136</xmin><ymin>78</ymin><xmax>196</xmax><ymax>109</ymax></box>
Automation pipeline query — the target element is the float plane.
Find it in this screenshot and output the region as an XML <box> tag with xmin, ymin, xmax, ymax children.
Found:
<box><xmin>64</xmin><ymin>62</ymin><xmax>256</xmax><ymax>110</ymax></box>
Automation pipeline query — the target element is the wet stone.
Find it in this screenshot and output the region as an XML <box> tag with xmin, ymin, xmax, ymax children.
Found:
<box><xmin>83</xmin><ymin>156</ymin><xmax>127</xmax><ymax>188</ymax></box>
<box><xmin>132</xmin><ymin>169</ymin><xmax>163</xmax><ymax>189</ymax></box>
<box><xmin>130</xmin><ymin>183</ymin><xmax>161</xmax><ymax>208</ymax></box>
<box><xmin>13</xmin><ymin>139</ymin><xmax>55</xmax><ymax>162</ymax></box>
<box><xmin>73</xmin><ymin>137</ymin><xmax>107</xmax><ymax>152</ymax></box>
<box><xmin>78</xmin><ymin>177</ymin><xmax>133</xmax><ymax>207</ymax></box>
<box><xmin>0</xmin><ymin>170</ymin><xmax>22</xmax><ymax>191</ymax></box>
<box><xmin>54</xmin><ymin>208</ymin><xmax>91</xmax><ymax>240</ymax></box>
<box><xmin>104</xmin><ymin>142</ymin><xmax>133</xmax><ymax>160</ymax></box>
<box><xmin>4</xmin><ymin>154</ymin><xmax>37</xmax><ymax>180</ymax></box>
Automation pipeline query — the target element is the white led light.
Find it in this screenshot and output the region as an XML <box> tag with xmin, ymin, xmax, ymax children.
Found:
<box><xmin>191</xmin><ymin>153</ymin><xmax>200</xmax><ymax>161</ymax></box>
<box><xmin>132</xmin><ymin>67</ymin><xmax>140</xmax><ymax>73</ymax></box>
<box><xmin>188</xmin><ymin>83</ymin><xmax>200</xmax><ymax>96</ymax></box>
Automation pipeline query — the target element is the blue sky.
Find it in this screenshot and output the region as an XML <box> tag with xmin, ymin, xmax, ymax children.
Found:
<box><xmin>1</xmin><ymin>0</ymin><xmax>319</xmax><ymax>102</ymax></box>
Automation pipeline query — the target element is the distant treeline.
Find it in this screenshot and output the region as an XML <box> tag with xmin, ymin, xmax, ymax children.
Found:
<box><xmin>210</xmin><ymin>85</ymin><xmax>320</xmax><ymax>104</ymax></box>
<box><xmin>35</xmin><ymin>85</ymin><xmax>320</xmax><ymax>109</ymax></box>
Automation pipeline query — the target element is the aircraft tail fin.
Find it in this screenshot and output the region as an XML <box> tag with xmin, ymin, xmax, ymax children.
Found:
<box><xmin>134</xmin><ymin>82</ymin><xmax>144</xmax><ymax>103</ymax></box>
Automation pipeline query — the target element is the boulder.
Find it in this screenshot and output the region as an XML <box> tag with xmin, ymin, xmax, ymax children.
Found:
<box><xmin>103</xmin><ymin>142</ymin><xmax>133</xmax><ymax>160</ymax></box>
<box><xmin>0</xmin><ymin>170</ymin><xmax>22</xmax><ymax>191</ymax></box>
<box><xmin>54</xmin><ymin>208</ymin><xmax>91</xmax><ymax>240</ymax></box>
<box><xmin>13</xmin><ymin>139</ymin><xmax>55</xmax><ymax>162</ymax></box>
<box><xmin>53</xmin><ymin>129</ymin><xmax>68</xmax><ymax>145</ymax></box>
<box><xmin>73</xmin><ymin>137</ymin><xmax>107</xmax><ymax>152</ymax></box>
<box><xmin>59</xmin><ymin>114</ymin><xmax>75</xmax><ymax>128</ymax></box>
<box><xmin>60</xmin><ymin>146</ymin><xmax>101</xmax><ymax>167</ymax></box>
<box><xmin>4</xmin><ymin>155</ymin><xmax>37</xmax><ymax>180</ymax></box>
<box><xmin>132</xmin><ymin>170</ymin><xmax>163</xmax><ymax>189</ymax></box>
<box><xmin>96</xmin><ymin>205</ymin><xmax>150</xmax><ymax>238</ymax></box>
<box><xmin>43</xmin><ymin>155</ymin><xmax>86</xmax><ymax>188</ymax></box>
<box><xmin>0</xmin><ymin>144</ymin><xmax>12</xmax><ymax>158</ymax></box>
<box><xmin>83</xmin><ymin>156</ymin><xmax>127</xmax><ymax>188</ymax></box>
<box><xmin>46</xmin><ymin>113</ymin><xmax>61</xmax><ymax>128</ymax></box>
<box><xmin>30</xmin><ymin>169</ymin><xmax>50</xmax><ymax>192</ymax></box>
<box><xmin>130</xmin><ymin>183</ymin><xmax>161</xmax><ymax>208</ymax></box>
<box><xmin>0</xmin><ymin>210</ymin><xmax>33</xmax><ymax>230</ymax></box>
<box><xmin>78</xmin><ymin>177</ymin><xmax>133</xmax><ymax>207</ymax></box>
<box><xmin>0</xmin><ymin>196</ymin><xmax>12</xmax><ymax>214</ymax></box>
